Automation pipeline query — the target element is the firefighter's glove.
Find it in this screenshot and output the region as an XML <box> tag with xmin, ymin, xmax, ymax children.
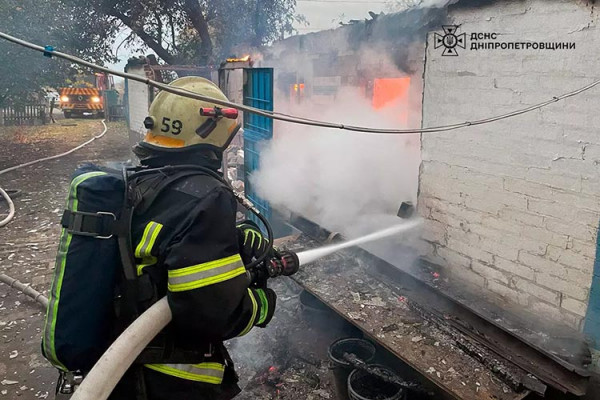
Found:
<box><xmin>237</xmin><ymin>220</ymin><xmax>269</xmax><ymax>264</ymax></box>
<box><xmin>254</xmin><ymin>287</ymin><xmax>277</xmax><ymax>328</ymax></box>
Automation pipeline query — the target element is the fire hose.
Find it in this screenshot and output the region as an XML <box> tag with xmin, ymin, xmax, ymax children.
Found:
<box><xmin>0</xmin><ymin>188</ymin><xmax>15</xmax><ymax>228</ymax></box>
<box><xmin>72</xmin><ymin>250</ymin><xmax>300</xmax><ymax>400</ymax></box>
<box><xmin>1</xmin><ymin>222</ymin><xmax>415</xmax><ymax>400</ymax></box>
<box><xmin>71</xmin><ymin>297</ymin><xmax>172</xmax><ymax>400</ymax></box>
<box><xmin>71</xmin><ymin>221</ymin><xmax>419</xmax><ymax>400</ymax></box>
<box><xmin>0</xmin><ymin>119</ymin><xmax>109</xmax><ymax>227</ymax></box>
<box><xmin>0</xmin><ymin>273</ymin><xmax>48</xmax><ymax>307</ymax></box>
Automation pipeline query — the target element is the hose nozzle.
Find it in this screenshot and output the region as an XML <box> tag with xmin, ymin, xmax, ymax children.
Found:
<box><xmin>267</xmin><ymin>250</ymin><xmax>300</xmax><ymax>278</ymax></box>
<box><xmin>247</xmin><ymin>250</ymin><xmax>300</xmax><ymax>286</ymax></box>
<box><xmin>278</xmin><ymin>250</ymin><xmax>300</xmax><ymax>276</ymax></box>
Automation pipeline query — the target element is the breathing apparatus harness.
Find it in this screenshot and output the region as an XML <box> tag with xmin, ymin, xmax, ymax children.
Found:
<box><xmin>116</xmin><ymin>163</ymin><xmax>298</xmax><ymax>318</ymax></box>
<box><xmin>56</xmin><ymin>163</ymin><xmax>299</xmax><ymax>398</ymax></box>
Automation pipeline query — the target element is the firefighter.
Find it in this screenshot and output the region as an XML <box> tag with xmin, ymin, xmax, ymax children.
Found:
<box><xmin>49</xmin><ymin>97</ymin><xmax>56</xmax><ymax>123</ymax></box>
<box><xmin>111</xmin><ymin>76</ymin><xmax>277</xmax><ymax>400</ymax></box>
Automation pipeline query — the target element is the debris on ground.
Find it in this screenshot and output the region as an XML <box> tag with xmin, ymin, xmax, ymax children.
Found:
<box><xmin>0</xmin><ymin>119</ymin><xmax>339</xmax><ymax>399</ymax></box>
<box><xmin>0</xmin><ymin>121</ymin><xmax>136</xmax><ymax>399</ymax></box>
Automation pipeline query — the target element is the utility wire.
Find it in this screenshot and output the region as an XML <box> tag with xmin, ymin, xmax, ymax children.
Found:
<box><xmin>1</xmin><ymin>31</ymin><xmax>600</xmax><ymax>135</ymax></box>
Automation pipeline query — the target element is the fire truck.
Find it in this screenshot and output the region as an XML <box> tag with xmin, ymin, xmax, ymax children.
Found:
<box><xmin>59</xmin><ymin>73</ymin><xmax>115</xmax><ymax>118</ymax></box>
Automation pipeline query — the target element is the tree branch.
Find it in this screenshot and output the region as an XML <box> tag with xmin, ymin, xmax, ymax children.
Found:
<box><xmin>181</xmin><ymin>0</ymin><xmax>213</xmax><ymax>62</ymax></box>
<box><xmin>111</xmin><ymin>10</ymin><xmax>176</xmax><ymax>64</ymax></box>
<box><xmin>169</xmin><ymin>14</ymin><xmax>177</xmax><ymax>51</ymax></box>
<box><xmin>154</xmin><ymin>11</ymin><xmax>163</xmax><ymax>43</ymax></box>
<box><xmin>114</xmin><ymin>31</ymin><xmax>135</xmax><ymax>59</ymax></box>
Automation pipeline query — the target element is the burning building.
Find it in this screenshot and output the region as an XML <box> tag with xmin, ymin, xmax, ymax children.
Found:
<box><xmin>257</xmin><ymin>0</ymin><xmax>600</xmax><ymax>337</ymax></box>
<box><xmin>248</xmin><ymin>0</ymin><xmax>600</xmax><ymax>398</ymax></box>
<box><xmin>122</xmin><ymin>0</ymin><xmax>600</xmax><ymax>397</ymax></box>
<box><xmin>420</xmin><ymin>0</ymin><xmax>600</xmax><ymax>345</ymax></box>
<box><xmin>261</xmin><ymin>7</ymin><xmax>442</xmax><ymax>128</ymax></box>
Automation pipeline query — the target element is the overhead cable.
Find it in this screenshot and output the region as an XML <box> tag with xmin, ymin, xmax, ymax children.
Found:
<box><xmin>1</xmin><ymin>31</ymin><xmax>600</xmax><ymax>135</ymax></box>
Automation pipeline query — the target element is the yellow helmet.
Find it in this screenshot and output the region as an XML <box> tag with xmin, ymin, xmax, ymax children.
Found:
<box><xmin>141</xmin><ymin>76</ymin><xmax>241</xmax><ymax>152</ymax></box>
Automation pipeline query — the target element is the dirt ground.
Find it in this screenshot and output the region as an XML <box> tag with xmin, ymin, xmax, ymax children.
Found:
<box><xmin>4</xmin><ymin>119</ymin><xmax>597</xmax><ymax>400</ymax></box>
<box><xmin>0</xmin><ymin>119</ymin><xmax>340</xmax><ymax>399</ymax></box>
<box><xmin>0</xmin><ymin>119</ymin><xmax>132</xmax><ymax>399</ymax></box>
<box><xmin>230</xmin><ymin>278</ymin><xmax>349</xmax><ymax>400</ymax></box>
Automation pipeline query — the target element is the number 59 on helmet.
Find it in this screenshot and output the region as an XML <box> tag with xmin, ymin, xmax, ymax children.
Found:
<box><xmin>141</xmin><ymin>76</ymin><xmax>241</xmax><ymax>152</ymax></box>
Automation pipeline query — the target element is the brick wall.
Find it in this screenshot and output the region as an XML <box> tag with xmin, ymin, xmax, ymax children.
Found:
<box><xmin>126</xmin><ymin>66</ymin><xmax>150</xmax><ymax>149</ymax></box>
<box><xmin>420</xmin><ymin>0</ymin><xmax>600</xmax><ymax>330</ymax></box>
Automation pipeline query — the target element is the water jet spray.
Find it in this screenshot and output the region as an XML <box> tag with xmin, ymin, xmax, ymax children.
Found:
<box><xmin>247</xmin><ymin>219</ymin><xmax>422</xmax><ymax>285</ymax></box>
<box><xmin>296</xmin><ymin>219</ymin><xmax>422</xmax><ymax>266</ymax></box>
<box><xmin>71</xmin><ymin>220</ymin><xmax>421</xmax><ymax>400</ymax></box>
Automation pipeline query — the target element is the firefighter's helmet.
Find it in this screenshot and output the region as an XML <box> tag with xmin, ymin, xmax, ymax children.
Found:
<box><xmin>141</xmin><ymin>77</ymin><xmax>241</xmax><ymax>152</ymax></box>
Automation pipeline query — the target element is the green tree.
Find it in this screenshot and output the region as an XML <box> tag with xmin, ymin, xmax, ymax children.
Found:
<box><xmin>0</xmin><ymin>0</ymin><xmax>117</xmax><ymax>106</ymax></box>
<box><xmin>61</xmin><ymin>0</ymin><xmax>301</xmax><ymax>65</ymax></box>
<box><xmin>0</xmin><ymin>0</ymin><xmax>300</xmax><ymax>105</ymax></box>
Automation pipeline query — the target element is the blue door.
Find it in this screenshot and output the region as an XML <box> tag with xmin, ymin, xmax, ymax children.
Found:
<box><xmin>243</xmin><ymin>68</ymin><xmax>273</xmax><ymax>228</ymax></box>
<box><xmin>584</xmin><ymin>223</ymin><xmax>600</xmax><ymax>347</ymax></box>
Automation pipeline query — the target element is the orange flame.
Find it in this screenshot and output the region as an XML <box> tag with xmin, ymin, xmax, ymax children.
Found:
<box><xmin>226</xmin><ymin>55</ymin><xmax>251</xmax><ymax>63</ymax></box>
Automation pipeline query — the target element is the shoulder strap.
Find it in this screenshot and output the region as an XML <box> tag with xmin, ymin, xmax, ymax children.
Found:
<box><xmin>117</xmin><ymin>166</ymin><xmax>142</xmax><ymax>282</ymax></box>
<box><xmin>133</xmin><ymin>169</ymin><xmax>214</xmax><ymax>215</ymax></box>
<box><xmin>114</xmin><ymin>166</ymin><xmax>218</xmax><ymax>327</ymax></box>
<box><xmin>118</xmin><ymin>166</ymin><xmax>217</xmax><ymax>281</ymax></box>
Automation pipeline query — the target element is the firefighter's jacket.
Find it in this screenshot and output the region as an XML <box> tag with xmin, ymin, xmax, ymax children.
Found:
<box><xmin>122</xmin><ymin>165</ymin><xmax>274</xmax><ymax>399</ymax></box>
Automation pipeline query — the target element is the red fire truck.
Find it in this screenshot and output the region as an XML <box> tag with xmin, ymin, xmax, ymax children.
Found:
<box><xmin>59</xmin><ymin>73</ymin><xmax>114</xmax><ymax>118</ymax></box>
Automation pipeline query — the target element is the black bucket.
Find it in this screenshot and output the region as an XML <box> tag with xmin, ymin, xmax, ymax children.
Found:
<box><xmin>347</xmin><ymin>365</ymin><xmax>404</xmax><ymax>400</ymax></box>
<box><xmin>328</xmin><ymin>338</ymin><xmax>376</xmax><ymax>400</ymax></box>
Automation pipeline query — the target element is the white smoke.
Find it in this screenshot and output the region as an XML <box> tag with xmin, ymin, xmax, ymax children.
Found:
<box><xmin>387</xmin><ymin>0</ymin><xmax>459</xmax><ymax>11</ymax></box>
<box><xmin>249</xmin><ymin>5</ymin><xmax>445</xmax><ymax>239</ymax></box>
<box><xmin>416</xmin><ymin>0</ymin><xmax>459</xmax><ymax>8</ymax></box>
<box><xmin>251</xmin><ymin>86</ymin><xmax>420</xmax><ymax>238</ymax></box>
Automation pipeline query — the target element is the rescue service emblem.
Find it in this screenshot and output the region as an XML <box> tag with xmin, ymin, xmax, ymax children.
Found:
<box><xmin>434</xmin><ymin>25</ymin><xmax>466</xmax><ymax>56</ymax></box>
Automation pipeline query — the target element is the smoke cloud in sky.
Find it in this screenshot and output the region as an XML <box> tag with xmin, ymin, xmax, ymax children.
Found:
<box><xmin>251</xmin><ymin>86</ymin><xmax>421</xmax><ymax>238</ymax></box>
<box><xmin>412</xmin><ymin>0</ymin><xmax>459</xmax><ymax>8</ymax></box>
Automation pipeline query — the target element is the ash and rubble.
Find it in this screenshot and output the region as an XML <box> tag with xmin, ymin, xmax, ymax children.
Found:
<box><xmin>0</xmin><ymin>120</ymin><xmax>349</xmax><ymax>400</ymax></box>
<box><xmin>279</xmin><ymin>234</ymin><xmax>523</xmax><ymax>400</ymax></box>
<box><xmin>0</xmin><ymin>120</ymin><xmax>132</xmax><ymax>399</ymax></box>
<box><xmin>227</xmin><ymin>277</ymin><xmax>345</xmax><ymax>400</ymax></box>
<box><xmin>363</xmin><ymin>238</ymin><xmax>592</xmax><ymax>371</ymax></box>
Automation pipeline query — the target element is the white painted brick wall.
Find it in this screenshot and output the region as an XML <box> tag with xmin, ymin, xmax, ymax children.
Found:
<box><xmin>126</xmin><ymin>66</ymin><xmax>150</xmax><ymax>148</ymax></box>
<box><xmin>420</xmin><ymin>0</ymin><xmax>600</xmax><ymax>330</ymax></box>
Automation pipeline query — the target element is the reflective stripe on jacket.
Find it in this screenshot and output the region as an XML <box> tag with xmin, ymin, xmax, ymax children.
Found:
<box><xmin>145</xmin><ymin>362</ymin><xmax>225</xmax><ymax>384</ymax></box>
<box><xmin>130</xmin><ymin>172</ymin><xmax>269</xmax><ymax>392</ymax></box>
